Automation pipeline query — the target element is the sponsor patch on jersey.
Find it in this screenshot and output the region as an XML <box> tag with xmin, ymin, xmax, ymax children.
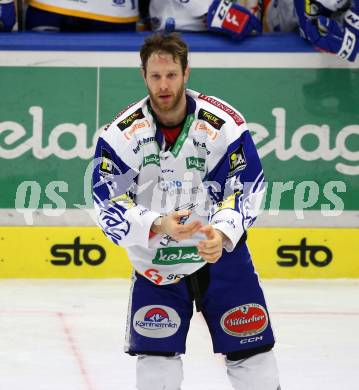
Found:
<box><xmin>195</xmin><ymin>122</ymin><xmax>219</xmax><ymax>141</ymax></box>
<box><xmin>186</xmin><ymin>157</ymin><xmax>205</xmax><ymax>171</ymax></box>
<box><xmin>198</xmin><ymin>108</ymin><xmax>225</xmax><ymax>130</ymax></box>
<box><xmin>228</xmin><ymin>145</ymin><xmax>246</xmax><ymax>176</ymax></box>
<box><xmin>143</xmin><ymin>154</ymin><xmax>160</xmax><ymax>167</ymax></box>
<box><xmin>133</xmin><ymin>136</ymin><xmax>156</xmax><ymax>154</ymax></box>
<box><xmin>220</xmin><ymin>303</ymin><xmax>268</xmax><ymax>337</ymax></box>
<box><xmin>99</xmin><ymin>148</ymin><xmax>114</xmax><ymax>175</ymax></box>
<box><xmin>111</xmin><ymin>102</ymin><xmax>136</xmax><ymax>128</ymax></box>
<box><xmin>152</xmin><ymin>247</ymin><xmax>204</xmax><ymax>265</ymax></box>
<box><xmin>198</xmin><ymin>94</ymin><xmax>244</xmax><ymax>126</ymax></box>
<box><xmin>117</xmin><ymin>108</ymin><xmax>145</xmax><ymax>131</ymax></box>
<box><xmin>133</xmin><ymin>305</ymin><xmax>181</xmax><ymax>338</ymax></box>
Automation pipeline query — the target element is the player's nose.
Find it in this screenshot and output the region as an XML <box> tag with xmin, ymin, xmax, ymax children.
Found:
<box><xmin>159</xmin><ymin>77</ymin><xmax>169</xmax><ymax>91</ymax></box>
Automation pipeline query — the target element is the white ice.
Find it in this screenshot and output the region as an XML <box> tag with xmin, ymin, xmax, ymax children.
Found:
<box><xmin>0</xmin><ymin>279</ymin><xmax>358</xmax><ymax>390</ymax></box>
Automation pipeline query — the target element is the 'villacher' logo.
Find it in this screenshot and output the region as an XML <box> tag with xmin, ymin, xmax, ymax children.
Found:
<box><xmin>50</xmin><ymin>237</ymin><xmax>106</xmax><ymax>266</ymax></box>
<box><xmin>277</xmin><ymin>238</ymin><xmax>333</xmax><ymax>267</ymax></box>
<box><xmin>221</xmin><ymin>303</ymin><xmax>268</xmax><ymax>337</ymax></box>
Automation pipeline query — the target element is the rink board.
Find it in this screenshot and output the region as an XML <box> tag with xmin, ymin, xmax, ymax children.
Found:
<box><xmin>0</xmin><ymin>226</ymin><xmax>357</xmax><ymax>278</ymax></box>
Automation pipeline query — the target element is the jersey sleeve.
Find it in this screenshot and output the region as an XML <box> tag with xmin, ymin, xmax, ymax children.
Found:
<box><xmin>92</xmin><ymin>126</ymin><xmax>161</xmax><ymax>249</ymax></box>
<box><xmin>206</xmin><ymin>125</ymin><xmax>265</xmax><ymax>252</ymax></box>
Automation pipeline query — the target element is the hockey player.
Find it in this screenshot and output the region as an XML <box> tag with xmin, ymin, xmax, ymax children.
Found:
<box><xmin>25</xmin><ymin>0</ymin><xmax>139</xmax><ymax>31</ymax></box>
<box><xmin>92</xmin><ymin>32</ymin><xmax>280</xmax><ymax>389</ymax></box>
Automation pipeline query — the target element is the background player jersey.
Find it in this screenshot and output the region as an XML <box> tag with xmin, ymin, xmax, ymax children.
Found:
<box><xmin>93</xmin><ymin>89</ymin><xmax>265</xmax><ymax>286</ymax></box>
<box><xmin>149</xmin><ymin>0</ymin><xmax>212</xmax><ymax>31</ymax></box>
<box><xmin>262</xmin><ymin>0</ymin><xmax>298</xmax><ymax>32</ymax></box>
<box><xmin>27</xmin><ymin>0</ymin><xmax>139</xmax><ymax>23</ymax></box>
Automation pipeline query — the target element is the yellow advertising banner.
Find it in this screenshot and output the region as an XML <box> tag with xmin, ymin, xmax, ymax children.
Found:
<box><xmin>0</xmin><ymin>227</ymin><xmax>358</xmax><ymax>278</ymax></box>
<box><xmin>0</xmin><ymin>227</ymin><xmax>132</xmax><ymax>278</ymax></box>
<box><xmin>248</xmin><ymin>227</ymin><xmax>359</xmax><ymax>278</ymax></box>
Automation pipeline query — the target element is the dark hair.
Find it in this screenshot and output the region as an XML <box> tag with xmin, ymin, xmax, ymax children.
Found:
<box><xmin>140</xmin><ymin>32</ymin><xmax>188</xmax><ymax>75</ymax></box>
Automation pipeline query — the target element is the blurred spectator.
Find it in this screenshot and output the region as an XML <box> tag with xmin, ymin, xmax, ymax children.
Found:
<box><xmin>25</xmin><ymin>0</ymin><xmax>139</xmax><ymax>32</ymax></box>
<box><xmin>0</xmin><ymin>0</ymin><xmax>17</xmax><ymax>31</ymax></box>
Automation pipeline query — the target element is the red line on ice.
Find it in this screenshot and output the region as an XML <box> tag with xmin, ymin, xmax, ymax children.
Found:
<box><xmin>57</xmin><ymin>312</ymin><xmax>96</xmax><ymax>390</ymax></box>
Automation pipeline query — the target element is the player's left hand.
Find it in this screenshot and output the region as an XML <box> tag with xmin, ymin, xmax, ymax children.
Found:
<box><xmin>197</xmin><ymin>225</ymin><xmax>227</xmax><ymax>263</ymax></box>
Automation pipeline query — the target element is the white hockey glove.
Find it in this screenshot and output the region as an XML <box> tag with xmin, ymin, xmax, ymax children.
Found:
<box><xmin>207</xmin><ymin>0</ymin><xmax>262</xmax><ymax>40</ymax></box>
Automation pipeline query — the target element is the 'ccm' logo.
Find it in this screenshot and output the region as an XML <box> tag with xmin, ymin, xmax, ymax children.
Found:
<box><xmin>277</xmin><ymin>238</ymin><xmax>332</xmax><ymax>267</ymax></box>
<box><xmin>50</xmin><ymin>237</ymin><xmax>106</xmax><ymax>266</ymax></box>
<box><xmin>217</xmin><ymin>0</ymin><xmax>232</xmax><ymax>20</ymax></box>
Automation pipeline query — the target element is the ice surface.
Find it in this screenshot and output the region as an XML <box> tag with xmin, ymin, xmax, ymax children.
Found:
<box><xmin>0</xmin><ymin>279</ymin><xmax>358</xmax><ymax>390</ymax></box>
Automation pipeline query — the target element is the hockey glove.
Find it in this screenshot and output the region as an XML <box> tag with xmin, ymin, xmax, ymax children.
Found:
<box><xmin>344</xmin><ymin>0</ymin><xmax>359</xmax><ymax>37</ymax></box>
<box><xmin>294</xmin><ymin>0</ymin><xmax>348</xmax><ymax>34</ymax></box>
<box><xmin>305</xmin><ymin>15</ymin><xmax>358</xmax><ymax>61</ymax></box>
<box><xmin>207</xmin><ymin>0</ymin><xmax>262</xmax><ymax>40</ymax></box>
<box><xmin>0</xmin><ymin>0</ymin><xmax>16</xmax><ymax>32</ymax></box>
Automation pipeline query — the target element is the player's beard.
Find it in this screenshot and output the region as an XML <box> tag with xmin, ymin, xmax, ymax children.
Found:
<box><xmin>149</xmin><ymin>82</ymin><xmax>185</xmax><ymax>114</ymax></box>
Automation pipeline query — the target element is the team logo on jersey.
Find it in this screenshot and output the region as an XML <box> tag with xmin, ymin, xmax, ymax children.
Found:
<box><xmin>99</xmin><ymin>148</ymin><xmax>114</xmax><ymax>175</ymax></box>
<box><xmin>220</xmin><ymin>304</ymin><xmax>268</xmax><ymax>337</ymax></box>
<box><xmin>133</xmin><ymin>305</ymin><xmax>181</xmax><ymax>338</ymax></box>
<box><xmin>228</xmin><ymin>145</ymin><xmax>246</xmax><ymax>176</ymax></box>
<box><xmin>117</xmin><ymin>108</ymin><xmax>145</xmax><ymax>131</ymax></box>
<box><xmin>198</xmin><ymin>109</ymin><xmax>225</xmax><ymax>130</ymax></box>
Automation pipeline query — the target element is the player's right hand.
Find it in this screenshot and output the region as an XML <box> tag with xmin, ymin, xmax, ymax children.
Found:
<box><xmin>151</xmin><ymin>210</ymin><xmax>203</xmax><ymax>241</ymax></box>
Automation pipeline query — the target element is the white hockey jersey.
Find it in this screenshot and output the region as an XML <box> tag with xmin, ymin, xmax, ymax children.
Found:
<box><xmin>93</xmin><ymin>89</ymin><xmax>265</xmax><ymax>285</ymax></box>
<box><xmin>27</xmin><ymin>0</ymin><xmax>139</xmax><ymax>23</ymax></box>
<box><xmin>149</xmin><ymin>0</ymin><xmax>212</xmax><ymax>31</ymax></box>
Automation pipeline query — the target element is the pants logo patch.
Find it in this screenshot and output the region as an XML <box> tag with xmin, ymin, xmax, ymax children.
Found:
<box><xmin>133</xmin><ymin>305</ymin><xmax>181</xmax><ymax>338</ymax></box>
<box><xmin>220</xmin><ymin>303</ymin><xmax>268</xmax><ymax>337</ymax></box>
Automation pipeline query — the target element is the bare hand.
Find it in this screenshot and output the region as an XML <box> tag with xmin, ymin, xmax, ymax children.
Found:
<box><xmin>197</xmin><ymin>225</ymin><xmax>227</xmax><ymax>263</ymax></box>
<box><xmin>151</xmin><ymin>210</ymin><xmax>203</xmax><ymax>241</ymax></box>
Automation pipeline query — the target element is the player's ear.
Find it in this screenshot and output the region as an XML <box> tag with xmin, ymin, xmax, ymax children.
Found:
<box><xmin>184</xmin><ymin>65</ymin><xmax>190</xmax><ymax>84</ymax></box>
